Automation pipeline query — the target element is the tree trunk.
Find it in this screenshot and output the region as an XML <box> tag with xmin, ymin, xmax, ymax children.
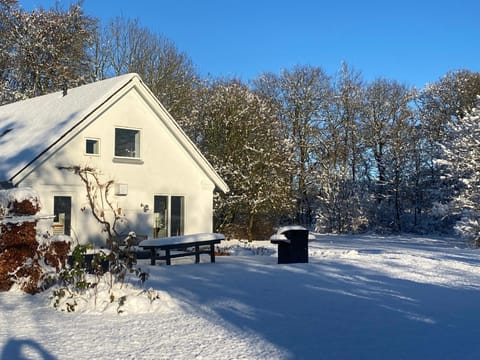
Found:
<box><xmin>247</xmin><ymin>211</ymin><xmax>255</xmax><ymax>242</ymax></box>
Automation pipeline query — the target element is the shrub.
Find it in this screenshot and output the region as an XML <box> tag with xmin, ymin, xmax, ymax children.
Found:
<box><xmin>0</xmin><ymin>188</ymin><xmax>71</xmax><ymax>294</ymax></box>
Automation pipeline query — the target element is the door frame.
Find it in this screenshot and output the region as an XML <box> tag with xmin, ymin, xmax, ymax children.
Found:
<box><xmin>152</xmin><ymin>194</ymin><xmax>185</xmax><ymax>237</ymax></box>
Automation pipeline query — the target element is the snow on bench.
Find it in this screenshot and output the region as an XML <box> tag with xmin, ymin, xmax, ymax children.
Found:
<box><xmin>139</xmin><ymin>233</ymin><xmax>225</xmax><ymax>265</ymax></box>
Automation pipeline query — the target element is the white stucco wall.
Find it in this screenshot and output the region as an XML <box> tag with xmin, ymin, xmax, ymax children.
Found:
<box><xmin>17</xmin><ymin>82</ymin><xmax>217</xmax><ymax>246</ymax></box>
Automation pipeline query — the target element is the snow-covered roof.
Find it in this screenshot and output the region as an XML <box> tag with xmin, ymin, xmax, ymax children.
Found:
<box><xmin>0</xmin><ymin>73</ymin><xmax>136</xmax><ymax>182</ymax></box>
<box><xmin>0</xmin><ymin>74</ymin><xmax>229</xmax><ymax>193</ymax></box>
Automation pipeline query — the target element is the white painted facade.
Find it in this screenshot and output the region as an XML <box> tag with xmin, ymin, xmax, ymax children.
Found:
<box><xmin>0</xmin><ymin>74</ymin><xmax>228</xmax><ymax>246</ymax></box>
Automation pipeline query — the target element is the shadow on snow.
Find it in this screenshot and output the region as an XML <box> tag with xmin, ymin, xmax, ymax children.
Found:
<box><xmin>1</xmin><ymin>338</ymin><xmax>56</xmax><ymax>360</ymax></box>
<box><xmin>145</xmin><ymin>244</ymin><xmax>480</xmax><ymax>360</ymax></box>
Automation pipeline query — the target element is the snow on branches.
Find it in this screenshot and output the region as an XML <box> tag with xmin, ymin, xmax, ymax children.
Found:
<box><xmin>193</xmin><ymin>80</ymin><xmax>294</xmax><ymax>240</ymax></box>
<box><xmin>437</xmin><ymin>105</ymin><xmax>480</xmax><ymax>245</ymax></box>
<box><xmin>0</xmin><ymin>1</ymin><xmax>96</xmax><ymax>104</ymax></box>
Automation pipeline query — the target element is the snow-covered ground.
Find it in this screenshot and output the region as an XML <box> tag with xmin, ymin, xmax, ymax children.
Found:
<box><xmin>2</xmin><ymin>234</ymin><xmax>480</xmax><ymax>359</ymax></box>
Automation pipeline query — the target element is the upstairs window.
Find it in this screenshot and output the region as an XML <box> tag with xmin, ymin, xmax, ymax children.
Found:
<box><xmin>115</xmin><ymin>128</ymin><xmax>140</xmax><ymax>158</ymax></box>
<box><xmin>85</xmin><ymin>138</ymin><xmax>100</xmax><ymax>155</ymax></box>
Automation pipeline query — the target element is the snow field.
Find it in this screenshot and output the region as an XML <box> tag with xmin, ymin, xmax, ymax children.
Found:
<box><xmin>1</xmin><ymin>234</ymin><xmax>480</xmax><ymax>359</ymax></box>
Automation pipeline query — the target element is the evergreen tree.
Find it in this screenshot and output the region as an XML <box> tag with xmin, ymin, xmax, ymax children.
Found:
<box><xmin>436</xmin><ymin>105</ymin><xmax>480</xmax><ymax>245</ymax></box>
<box><xmin>412</xmin><ymin>70</ymin><xmax>480</xmax><ymax>233</ymax></box>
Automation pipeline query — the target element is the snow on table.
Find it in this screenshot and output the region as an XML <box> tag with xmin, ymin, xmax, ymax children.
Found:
<box><xmin>139</xmin><ymin>233</ymin><xmax>225</xmax><ymax>265</ymax></box>
<box><xmin>139</xmin><ymin>232</ymin><xmax>224</xmax><ymax>247</ymax></box>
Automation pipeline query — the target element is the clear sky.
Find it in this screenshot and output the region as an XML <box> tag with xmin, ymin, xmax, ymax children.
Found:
<box><xmin>19</xmin><ymin>0</ymin><xmax>480</xmax><ymax>89</ymax></box>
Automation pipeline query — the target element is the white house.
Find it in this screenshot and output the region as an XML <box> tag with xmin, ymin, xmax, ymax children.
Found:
<box><xmin>0</xmin><ymin>74</ymin><xmax>229</xmax><ymax>246</ymax></box>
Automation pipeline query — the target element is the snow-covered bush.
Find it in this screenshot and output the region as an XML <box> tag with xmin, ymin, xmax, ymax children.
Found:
<box><xmin>51</xmin><ymin>240</ymin><xmax>154</xmax><ymax>314</ymax></box>
<box><xmin>455</xmin><ymin>211</ymin><xmax>480</xmax><ymax>247</ymax></box>
<box><xmin>0</xmin><ymin>185</ymin><xmax>148</xmax><ymax>310</ymax></box>
<box><xmin>0</xmin><ymin>188</ymin><xmax>71</xmax><ymax>294</ymax></box>
<box><xmin>51</xmin><ymin>275</ymin><xmax>167</xmax><ymax>314</ymax></box>
<box><xmin>217</xmin><ymin>240</ymin><xmax>276</xmax><ymax>256</ymax></box>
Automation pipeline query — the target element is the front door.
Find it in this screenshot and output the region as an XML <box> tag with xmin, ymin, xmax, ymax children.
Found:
<box><xmin>153</xmin><ymin>196</ymin><xmax>168</xmax><ymax>238</ymax></box>
<box><xmin>53</xmin><ymin>196</ymin><xmax>71</xmax><ymax>236</ymax></box>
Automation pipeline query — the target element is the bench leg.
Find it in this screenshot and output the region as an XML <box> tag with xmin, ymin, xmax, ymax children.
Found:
<box><xmin>165</xmin><ymin>249</ymin><xmax>171</xmax><ymax>265</ymax></box>
<box><xmin>194</xmin><ymin>245</ymin><xmax>200</xmax><ymax>263</ymax></box>
<box><xmin>210</xmin><ymin>243</ymin><xmax>216</xmax><ymax>263</ymax></box>
<box><xmin>150</xmin><ymin>249</ymin><xmax>156</xmax><ymax>266</ymax></box>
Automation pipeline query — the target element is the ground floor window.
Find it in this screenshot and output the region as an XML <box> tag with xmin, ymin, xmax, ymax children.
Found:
<box><xmin>171</xmin><ymin>196</ymin><xmax>185</xmax><ymax>236</ymax></box>
<box><xmin>153</xmin><ymin>195</ymin><xmax>184</xmax><ymax>238</ymax></box>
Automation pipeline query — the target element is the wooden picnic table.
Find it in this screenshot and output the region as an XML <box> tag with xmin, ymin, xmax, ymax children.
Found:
<box><xmin>139</xmin><ymin>233</ymin><xmax>224</xmax><ymax>265</ymax></box>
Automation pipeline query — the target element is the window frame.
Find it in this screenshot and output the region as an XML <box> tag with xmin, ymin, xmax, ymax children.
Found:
<box><xmin>153</xmin><ymin>194</ymin><xmax>185</xmax><ymax>237</ymax></box>
<box><xmin>53</xmin><ymin>195</ymin><xmax>72</xmax><ymax>236</ymax></box>
<box><xmin>85</xmin><ymin>138</ymin><xmax>100</xmax><ymax>156</ymax></box>
<box><xmin>114</xmin><ymin>127</ymin><xmax>142</xmax><ymax>159</ymax></box>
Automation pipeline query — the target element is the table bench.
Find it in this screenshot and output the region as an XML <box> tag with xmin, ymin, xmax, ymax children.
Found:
<box><xmin>139</xmin><ymin>233</ymin><xmax>225</xmax><ymax>265</ymax></box>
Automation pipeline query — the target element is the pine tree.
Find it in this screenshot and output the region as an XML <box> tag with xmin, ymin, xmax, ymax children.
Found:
<box><xmin>436</xmin><ymin>104</ymin><xmax>480</xmax><ymax>245</ymax></box>
<box><xmin>414</xmin><ymin>70</ymin><xmax>480</xmax><ymax>232</ymax></box>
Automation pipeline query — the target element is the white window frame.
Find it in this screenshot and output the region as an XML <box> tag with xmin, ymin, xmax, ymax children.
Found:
<box><xmin>85</xmin><ymin>138</ymin><xmax>100</xmax><ymax>156</ymax></box>
<box><xmin>153</xmin><ymin>194</ymin><xmax>185</xmax><ymax>237</ymax></box>
<box><xmin>114</xmin><ymin>127</ymin><xmax>141</xmax><ymax>159</ymax></box>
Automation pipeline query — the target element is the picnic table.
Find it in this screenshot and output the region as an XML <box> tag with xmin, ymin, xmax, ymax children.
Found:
<box><xmin>139</xmin><ymin>233</ymin><xmax>225</xmax><ymax>265</ymax></box>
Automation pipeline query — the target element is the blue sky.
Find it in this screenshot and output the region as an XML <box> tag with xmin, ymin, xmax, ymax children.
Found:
<box><xmin>19</xmin><ymin>0</ymin><xmax>480</xmax><ymax>89</ymax></box>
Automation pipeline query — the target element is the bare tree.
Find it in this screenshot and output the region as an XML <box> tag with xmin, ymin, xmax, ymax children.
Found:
<box><xmin>361</xmin><ymin>79</ymin><xmax>415</xmax><ymax>231</ymax></box>
<box><xmin>314</xmin><ymin>63</ymin><xmax>368</xmax><ymax>233</ymax></box>
<box><xmin>1</xmin><ymin>1</ymin><xmax>96</xmax><ymax>104</ymax></box>
<box><xmin>254</xmin><ymin>65</ymin><xmax>333</xmax><ymax>227</ymax></box>
<box><xmin>417</xmin><ymin>69</ymin><xmax>480</xmax><ymax>140</ymax></box>
<box><xmin>95</xmin><ymin>17</ymin><xmax>199</xmax><ymax>120</ymax></box>
<box><xmin>193</xmin><ymin>79</ymin><xmax>293</xmax><ymax>240</ymax></box>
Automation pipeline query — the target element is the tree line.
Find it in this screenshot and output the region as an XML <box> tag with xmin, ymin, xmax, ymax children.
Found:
<box><xmin>2</xmin><ymin>0</ymin><xmax>480</xmax><ymax>242</ymax></box>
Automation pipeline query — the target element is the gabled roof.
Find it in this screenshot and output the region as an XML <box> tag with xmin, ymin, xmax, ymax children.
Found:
<box><xmin>0</xmin><ymin>74</ymin><xmax>229</xmax><ymax>193</ymax></box>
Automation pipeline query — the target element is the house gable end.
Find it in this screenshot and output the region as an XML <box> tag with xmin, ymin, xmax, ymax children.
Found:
<box><xmin>128</xmin><ymin>78</ymin><xmax>229</xmax><ymax>193</ymax></box>
<box><xmin>0</xmin><ymin>74</ymin><xmax>137</xmax><ymax>184</ymax></box>
<box><xmin>5</xmin><ymin>74</ymin><xmax>228</xmax><ymax>194</ymax></box>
